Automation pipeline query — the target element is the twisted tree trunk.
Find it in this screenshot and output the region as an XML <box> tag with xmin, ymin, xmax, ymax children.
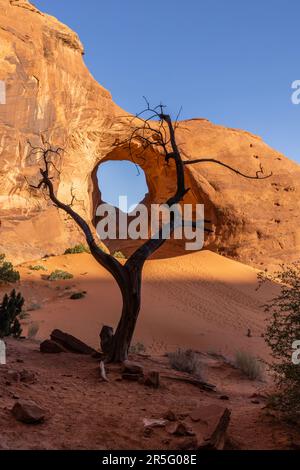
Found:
<box><xmin>106</xmin><ymin>266</ymin><xmax>142</xmax><ymax>362</ymax></box>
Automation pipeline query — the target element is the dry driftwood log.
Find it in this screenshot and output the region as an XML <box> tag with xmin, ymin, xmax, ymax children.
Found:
<box><xmin>161</xmin><ymin>373</ymin><xmax>216</xmax><ymax>392</ymax></box>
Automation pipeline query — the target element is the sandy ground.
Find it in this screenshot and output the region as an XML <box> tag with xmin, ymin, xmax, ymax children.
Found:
<box><xmin>0</xmin><ymin>338</ymin><xmax>299</xmax><ymax>450</ymax></box>
<box><xmin>1</xmin><ymin>249</ymin><xmax>295</xmax><ymax>450</ymax></box>
<box><xmin>7</xmin><ymin>250</ymin><xmax>278</xmax><ymax>360</ymax></box>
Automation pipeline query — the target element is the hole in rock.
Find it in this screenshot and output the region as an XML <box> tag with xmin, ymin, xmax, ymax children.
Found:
<box><xmin>97</xmin><ymin>160</ymin><xmax>148</xmax><ymax>213</ymax></box>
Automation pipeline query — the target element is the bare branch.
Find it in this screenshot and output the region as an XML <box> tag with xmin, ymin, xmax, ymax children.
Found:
<box><xmin>26</xmin><ymin>146</ymin><xmax>127</xmax><ymax>290</ymax></box>
<box><xmin>184</xmin><ymin>158</ymin><xmax>272</xmax><ymax>180</ymax></box>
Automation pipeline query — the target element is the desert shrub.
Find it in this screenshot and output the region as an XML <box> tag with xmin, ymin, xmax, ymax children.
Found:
<box><xmin>64</xmin><ymin>244</ymin><xmax>90</xmax><ymax>255</ymax></box>
<box><xmin>258</xmin><ymin>263</ymin><xmax>300</xmax><ymax>411</ymax></box>
<box><xmin>48</xmin><ymin>270</ymin><xmax>73</xmax><ymax>281</ymax></box>
<box><xmin>129</xmin><ymin>341</ymin><xmax>146</xmax><ymax>354</ymax></box>
<box><xmin>168</xmin><ymin>348</ymin><xmax>202</xmax><ymax>377</ymax></box>
<box><xmin>234</xmin><ymin>351</ymin><xmax>263</xmax><ymax>380</ymax></box>
<box><xmin>27</xmin><ymin>321</ymin><xmax>39</xmax><ymax>339</ymax></box>
<box><xmin>113</xmin><ymin>251</ymin><xmax>126</xmax><ymax>259</ymax></box>
<box><xmin>0</xmin><ymin>289</ymin><xmax>24</xmax><ymax>338</ymax></box>
<box><xmin>0</xmin><ymin>254</ymin><xmax>20</xmax><ymax>283</ymax></box>
<box><xmin>29</xmin><ymin>265</ymin><xmax>47</xmax><ymax>271</ymax></box>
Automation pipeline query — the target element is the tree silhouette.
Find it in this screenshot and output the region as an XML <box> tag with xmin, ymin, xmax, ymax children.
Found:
<box><xmin>27</xmin><ymin>102</ymin><xmax>272</xmax><ymax>362</ymax></box>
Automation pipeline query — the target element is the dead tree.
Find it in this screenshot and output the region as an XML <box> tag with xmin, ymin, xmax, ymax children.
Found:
<box><xmin>27</xmin><ymin>103</ymin><xmax>272</xmax><ymax>362</ymax></box>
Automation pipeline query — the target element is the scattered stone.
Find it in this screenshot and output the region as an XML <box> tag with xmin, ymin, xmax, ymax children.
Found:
<box><xmin>161</xmin><ymin>438</ymin><xmax>171</xmax><ymax>446</ymax></box>
<box><xmin>11</xmin><ymin>400</ymin><xmax>45</xmax><ymax>424</ymax></box>
<box><xmin>7</xmin><ymin>370</ymin><xmax>21</xmax><ymax>383</ymax></box>
<box><xmin>251</xmin><ymin>399</ymin><xmax>260</xmax><ymax>405</ymax></box>
<box><xmin>143</xmin><ymin>427</ymin><xmax>153</xmax><ymax>438</ymax></box>
<box><xmin>224</xmin><ymin>435</ymin><xmax>242</xmax><ymax>450</ymax></box>
<box><xmin>250</xmin><ymin>392</ymin><xmax>267</xmax><ymax>400</ymax></box>
<box><xmin>167</xmin><ymin>422</ymin><xmax>194</xmax><ymax>437</ymax></box>
<box><xmin>163</xmin><ymin>410</ymin><xmax>177</xmax><ymax>422</ymax></box>
<box><xmin>50</xmin><ymin>329</ymin><xmax>96</xmax><ymax>355</ymax></box>
<box><xmin>143</xmin><ymin>370</ymin><xmax>160</xmax><ymax>388</ymax></box>
<box><xmin>219</xmin><ymin>395</ymin><xmax>230</xmax><ymax>401</ymax></box>
<box><xmin>176</xmin><ymin>437</ymin><xmax>198</xmax><ymax>450</ymax></box>
<box><xmin>40</xmin><ymin>339</ymin><xmax>66</xmax><ymax>354</ymax></box>
<box><xmin>19</xmin><ymin>369</ymin><xmax>36</xmax><ymax>384</ymax></box>
<box><xmin>70</xmin><ymin>292</ymin><xmax>85</xmax><ymax>300</ymax></box>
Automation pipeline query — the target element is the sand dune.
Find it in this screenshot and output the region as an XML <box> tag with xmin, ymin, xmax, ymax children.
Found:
<box><xmin>7</xmin><ymin>250</ymin><xmax>277</xmax><ymax>361</ymax></box>
<box><xmin>0</xmin><ymin>250</ymin><xmax>289</xmax><ymax>450</ymax></box>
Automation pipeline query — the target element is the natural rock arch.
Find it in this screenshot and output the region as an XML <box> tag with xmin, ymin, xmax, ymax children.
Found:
<box><xmin>90</xmin><ymin>144</ymin><xmax>217</xmax><ymax>258</ymax></box>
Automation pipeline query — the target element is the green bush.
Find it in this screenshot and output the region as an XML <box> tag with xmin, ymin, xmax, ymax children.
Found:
<box><xmin>29</xmin><ymin>265</ymin><xmax>47</xmax><ymax>271</ymax></box>
<box><xmin>64</xmin><ymin>244</ymin><xmax>90</xmax><ymax>255</ymax></box>
<box><xmin>0</xmin><ymin>254</ymin><xmax>20</xmax><ymax>283</ymax></box>
<box><xmin>48</xmin><ymin>270</ymin><xmax>73</xmax><ymax>281</ymax></box>
<box><xmin>234</xmin><ymin>350</ymin><xmax>264</xmax><ymax>380</ymax></box>
<box><xmin>0</xmin><ymin>289</ymin><xmax>24</xmax><ymax>338</ymax></box>
<box><xmin>168</xmin><ymin>349</ymin><xmax>202</xmax><ymax>378</ymax></box>
<box><xmin>259</xmin><ymin>263</ymin><xmax>300</xmax><ymax>411</ymax></box>
<box><xmin>113</xmin><ymin>251</ymin><xmax>126</xmax><ymax>259</ymax></box>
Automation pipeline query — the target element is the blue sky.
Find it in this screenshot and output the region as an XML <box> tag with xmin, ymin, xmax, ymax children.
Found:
<box><xmin>33</xmin><ymin>0</ymin><xmax>300</xmax><ymax>208</ymax></box>
<box><xmin>97</xmin><ymin>161</ymin><xmax>147</xmax><ymax>210</ymax></box>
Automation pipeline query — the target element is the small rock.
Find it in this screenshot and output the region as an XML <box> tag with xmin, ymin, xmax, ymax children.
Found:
<box><xmin>11</xmin><ymin>400</ymin><xmax>45</xmax><ymax>424</ymax></box>
<box><xmin>161</xmin><ymin>439</ymin><xmax>170</xmax><ymax>445</ymax></box>
<box><xmin>143</xmin><ymin>370</ymin><xmax>160</xmax><ymax>388</ymax></box>
<box><xmin>19</xmin><ymin>370</ymin><xmax>36</xmax><ymax>384</ymax></box>
<box><xmin>70</xmin><ymin>292</ymin><xmax>85</xmax><ymax>300</ymax></box>
<box><xmin>251</xmin><ymin>399</ymin><xmax>260</xmax><ymax>405</ymax></box>
<box><xmin>7</xmin><ymin>370</ymin><xmax>21</xmax><ymax>383</ymax></box>
<box><xmin>163</xmin><ymin>410</ymin><xmax>177</xmax><ymax>422</ymax></box>
<box><xmin>40</xmin><ymin>340</ymin><xmax>66</xmax><ymax>354</ymax></box>
<box><xmin>176</xmin><ymin>437</ymin><xmax>198</xmax><ymax>450</ymax></box>
<box><xmin>250</xmin><ymin>392</ymin><xmax>267</xmax><ymax>400</ymax></box>
<box><xmin>167</xmin><ymin>422</ymin><xmax>194</xmax><ymax>437</ymax></box>
<box><xmin>143</xmin><ymin>427</ymin><xmax>153</xmax><ymax>438</ymax></box>
<box><xmin>219</xmin><ymin>395</ymin><xmax>230</xmax><ymax>401</ymax></box>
